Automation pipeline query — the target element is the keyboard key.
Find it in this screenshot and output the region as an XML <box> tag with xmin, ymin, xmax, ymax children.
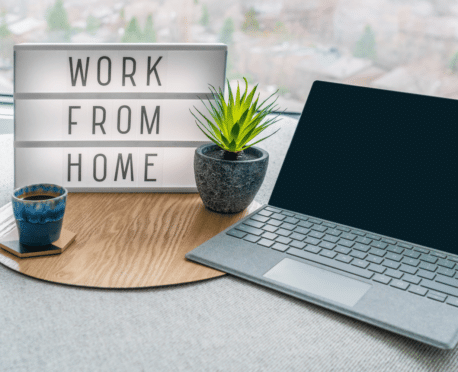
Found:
<box><xmin>326</xmin><ymin>229</ymin><xmax>342</xmax><ymax>237</ymax></box>
<box><xmin>420</xmin><ymin>254</ymin><xmax>438</xmax><ymax>264</ymax></box>
<box><xmin>244</xmin><ymin>234</ymin><xmax>261</xmax><ymax>243</ymax></box>
<box><xmin>258</xmin><ymin>210</ymin><xmax>273</xmax><ymax>217</ymax></box>
<box><xmin>381</xmin><ymin>238</ymin><xmax>396</xmax><ymax>245</ymax></box>
<box><xmin>284</xmin><ymin>217</ymin><xmax>299</xmax><ymax>224</ymax></box>
<box><xmin>336</xmin><ymin>226</ymin><xmax>351</xmax><ymax>232</ymax></box>
<box><xmin>435</xmin><ymin>275</ymin><xmax>458</xmax><ymax>288</ymax></box>
<box><xmin>355</xmin><ymin>237</ymin><xmax>372</xmax><ymax>245</ymax></box>
<box><xmin>403</xmin><ymin>250</ymin><xmax>421</xmax><ymax>259</ymax></box>
<box><xmin>427</xmin><ymin>292</ymin><xmax>446</xmax><ymax>303</ymax></box>
<box><xmin>373</xmin><ymin>274</ymin><xmax>391</xmax><ymax>285</ymax></box>
<box><xmin>338</xmin><ymin>239</ymin><xmax>355</xmax><ymax>248</ymax></box>
<box><xmin>320</xmin><ymin>250</ymin><xmax>337</xmax><ymax>259</ymax></box>
<box><xmin>282</xmin><ymin>211</ymin><xmax>295</xmax><ymax>217</ymax></box>
<box><xmin>323</xmin><ymin>235</ymin><xmax>339</xmax><ymax>243</ymax></box>
<box><xmin>280</xmin><ymin>222</ymin><xmax>296</xmax><ymax>231</ymax></box>
<box><xmin>251</xmin><ymin>215</ymin><xmax>269</xmax><ymax>223</ymax></box>
<box><xmin>437</xmin><ymin>267</ymin><xmax>455</xmax><ymax>277</ymax></box>
<box><xmin>296</xmin><ymin>215</ymin><xmax>309</xmax><ymax>221</ymax></box>
<box><xmin>446</xmin><ymin>297</ymin><xmax>458</xmax><ymax>307</ymax></box>
<box><xmin>335</xmin><ymin>254</ymin><xmax>353</xmax><ymax>264</ymax></box>
<box><xmin>401</xmin><ymin>257</ymin><xmax>420</xmax><ymax>267</ymax></box>
<box><xmin>227</xmin><ymin>229</ymin><xmax>246</xmax><ymax>238</ymax></box>
<box><xmin>401</xmin><ymin>274</ymin><xmax>421</xmax><ymax>285</ymax></box>
<box><xmin>298</xmin><ymin>220</ymin><xmax>313</xmax><ymax>228</ymax></box>
<box><xmin>366</xmin><ymin>255</ymin><xmax>383</xmax><ymax>264</ymax></box>
<box><xmin>437</xmin><ymin>259</ymin><xmax>455</xmax><ymax>269</ymax></box>
<box><xmin>245</xmin><ymin>219</ymin><xmax>264</xmax><ymax>229</ymax></box>
<box><xmin>289</xmin><ymin>232</ymin><xmax>307</xmax><ymax>241</ymax></box>
<box><xmin>307</xmin><ymin>218</ymin><xmax>322</xmax><ymax>224</ymax></box>
<box><xmin>286</xmin><ymin>248</ymin><xmax>374</xmax><ymax>279</ymax></box>
<box><xmin>398</xmin><ymin>242</ymin><xmax>412</xmax><ymax>249</ymax></box>
<box><xmin>430</xmin><ymin>252</ymin><xmax>447</xmax><ymax>258</ymax></box>
<box><xmin>304</xmin><ymin>237</ymin><xmax>320</xmax><ymax>246</ymax></box>
<box><xmin>308</xmin><ymin>231</ymin><xmax>325</xmax><ymax>239</ymax></box>
<box><xmin>353</xmin><ymin>243</ymin><xmax>371</xmax><ymax>252</ymax></box>
<box><xmin>271</xmin><ymin>213</ymin><xmax>286</xmax><ymax>221</ymax></box>
<box><xmin>368</xmin><ymin>264</ymin><xmax>386</xmax><ymax>274</ymax></box>
<box><xmin>289</xmin><ymin>240</ymin><xmax>306</xmax><ymax>249</ymax></box>
<box><xmin>414</xmin><ymin>247</ymin><xmax>429</xmax><ymax>254</ymax></box>
<box><xmin>399</xmin><ymin>264</ymin><xmax>418</xmax><ymax>275</ymax></box>
<box><xmin>276</xmin><ymin>236</ymin><xmax>292</xmax><ymax>245</ymax></box>
<box><xmin>266</xmin><ymin>219</ymin><xmax>283</xmax><ymax>227</ymax></box>
<box><xmin>319</xmin><ymin>241</ymin><xmax>336</xmax><ymax>250</ymax></box>
<box><xmin>390</xmin><ymin>280</ymin><xmax>409</xmax><ymax>291</ymax></box>
<box><xmin>382</xmin><ymin>260</ymin><xmax>401</xmax><ymax>270</ymax></box>
<box><xmin>350</xmin><ymin>250</ymin><xmax>367</xmax><ymax>260</ymax></box>
<box><xmin>294</xmin><ymin>227</ymin><xmax>310</xmax><ymax>235</ymax></box>
<box><xmin>335</xmin><ymin>246</ymin><xmax>351</xmax><ymax>255</ymax></box>
<box><xmin>352</xmin><ymin>230</ymin><xmax>366</xmax><ymax>236</ymax></box>
<box><xmin>322</xmin><ymin>222</ymin><xmax>336</xmax><ymax>228</ymax></box>
<box><xmin>385</xmin><ymin>269</ymin><xmax>403</xmax><ymax>279</ymax></box>
<box><xmin>276</xmin><ymin>229</ymin><xmax>292</xmax><ymax>237</ymax></box>
<box><xmin>341</xmin><ymin>232</ymin><xmax>356</xmax><ymax>241</ymax></box>
<box><xmin>369</xmin><ymin>247</ymin><xmax>386</xmax><ymax>257</ymax></box>
<box><xmin>448</xmin><ymin>256</ymin><xmax>458</xmax><ymax>263</ymax></box>
<box><xmin>419</xmin><ymin>262</ymin><xmax>437</xmax><ymax>272</ymax></box>
<box><xmin>366</xmin><ymin>234</ymin><xmax>381</xmax><ymax>241</ymax></box>
<box><xmin>371</xmin><ymin>241</ymin><xmax>388</xmax><ymax>249</ymax></box>
<box><xmin>235</xmin><ymin>224</ymin><xmax>263</xmax><ymax>236</ymax></box>
<box><xmin>420</xmin><ymin>280</ymin><xmax>458</xmax><ymax>297</ymax></box>
<box><xmin>385</xmin><ymin>252</ymin><xmax>403</xmax><ymax>262</ymax></box>
<box><xmin>417</xmin><ymin>269</ymin><xmax>435</xmax><ymax>280</ymax></box>
<box><xmin>352</xmin><ymin>259</ymin><xmax>369</xmax><ymax>269</ymax></box>
<box><xmin>262</xmin><ymin>232</ymin><xmax>278</xmax><ymax>240</ymax></box>
<box><xmin>272</xmin><ymin>243</ymin><xmax>289</xmax><ymax>252</ymax></box>
<box><xmin>265</xmin><ymin>206</ymin><xmax>281</xmax><ymax>213</ymax></box>
<box><xmin>258</xmin><ymin>238</ymin><xmax>275</xmax><ymax>247</ymax></box>
<box><xmin>262</xmin><ymin>224</ymin><xmax>278</xmax><ymax>233</ymax></box>
<box><xmin>311</xmin><ymin>225</ymin><xmax>327</xmax><ymax>233</ymax></box>
<box><xmin>304</xmin><ymin>245</ymin><xmax>321</xmax><ymax>254</ymax></box>
<box><xmin>386</xmin><ymin>245</ymin><xmax>404</xmax><ymax>254</ymax></box>
<box><xmin>408</xmin><ymin>286</ymin><xmax>428</xmax><ymax>296</ymax></box>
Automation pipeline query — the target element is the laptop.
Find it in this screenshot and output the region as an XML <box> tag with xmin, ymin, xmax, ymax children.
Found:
<box><xmin>186</xmin><ymin>81</ymin><xmax>458</xmax><ymax>349</ymax></box>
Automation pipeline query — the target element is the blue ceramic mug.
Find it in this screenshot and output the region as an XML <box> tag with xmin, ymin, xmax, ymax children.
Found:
<box><xmin>12</xmin><ymin>184</ymin><xmax>68</xmax><ymax>246</ymax></box>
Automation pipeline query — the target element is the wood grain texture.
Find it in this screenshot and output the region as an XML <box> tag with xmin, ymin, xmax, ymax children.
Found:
<box><xmin>0</xmin><ymin>194</ymin><xmax>261</xmax><ymax>288</ymax></box>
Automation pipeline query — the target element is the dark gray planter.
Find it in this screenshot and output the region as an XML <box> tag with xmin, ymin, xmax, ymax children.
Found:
<box><xmin>194</xmin><ymin>144</ymin><xmax>269</xmax><ymax>214</ymax></box>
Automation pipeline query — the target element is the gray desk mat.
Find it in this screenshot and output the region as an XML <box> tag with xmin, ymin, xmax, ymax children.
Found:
<box><xmin>1</xmin><ymin>119</ymin><xmax>458</xmax><ymax>371</ymax></box>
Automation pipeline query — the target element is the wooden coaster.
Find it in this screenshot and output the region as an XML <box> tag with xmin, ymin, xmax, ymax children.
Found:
<box><xmin>0</xmin><ymin>194</ymin><xmax>261</xmax><ymax>288</ymax></box>
<box><xmin>0</xmin><ymin>228</ymin><xmax>76</xmax><ymax>258</ymax></box>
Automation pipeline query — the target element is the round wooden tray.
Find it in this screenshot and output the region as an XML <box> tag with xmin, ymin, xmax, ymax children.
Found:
<box><xmin>0</xmin><ymin>193</ymin><xmax>260</xmax><ymax>288</ymax></box>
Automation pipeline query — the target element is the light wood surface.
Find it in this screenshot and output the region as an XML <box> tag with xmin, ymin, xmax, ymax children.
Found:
<box><xmin>0</xmin><ymin>194</ymin><xmax>261</xmax><ymax>288</ymax></box>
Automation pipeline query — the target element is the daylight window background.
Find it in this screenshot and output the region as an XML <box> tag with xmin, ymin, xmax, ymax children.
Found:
<box><xmin>0</xmin><ymin>0</ymin><xmax>458</xmax><ymax>112</ymax></box>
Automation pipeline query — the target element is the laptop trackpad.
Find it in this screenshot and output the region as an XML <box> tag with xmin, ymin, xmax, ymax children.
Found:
<box><xmin>264</xmin><ymin>258</ymin><xmax>372</xmax><ymax>307</ymax></box>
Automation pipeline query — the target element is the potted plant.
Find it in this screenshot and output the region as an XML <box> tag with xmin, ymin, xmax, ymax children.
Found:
<box><xmin>191</xmin><ymin>78</ymin><xmax>282</xmax><ymax>213</ymax></box>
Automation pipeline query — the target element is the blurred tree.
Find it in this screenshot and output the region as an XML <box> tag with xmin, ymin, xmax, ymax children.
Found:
<box><xmin>122</xmin><ymin>17</ymin><xmax>142</xmax><ymax>43</ymax></box>
<box><xmin>120</xmin><ymin>8</ymin><xmax>125</xmax><ymax>22</ymax></box>
<box><xmin>200</xmin><ymin>4</ymin><xmax>209</xmax><ymax>27</ymax></box>
<box><xmin>86</xmin><ymin>15</ymin><xmax>100</xmax><ymax>35</ymax></box>
<box><xmin>47</xmin><ymin>0</ymin><xmax>71</xmax><ymax>31</ymax></box>
<box><xmin>0</xmin><ymin>9</ymin><xmax>13</xmax><ymax>61</ymax></box>
<box><xmin>354</xmin><ymin>25</ymin><xmax>376</xmax><ymax>60</ymax></box>
<box><xmin>0</xmin><ymin>9</ymin><xmax>10</xmax><ymax>38</ymax></box>
<box><xmin>449</xmin><ymin>51</ymin><xmax>458</xmax><ymax>72</ymax></box>
<box><xmin>143</xmin><ymin>14</ymin><xmax>156</xmax><ymax>42</ymax></box>
<box><xmin>219</xmin><ymin>17</ymin><xmax>234</xmax><ymax>45</ymax></box>
<box><xmin>241</xmin><ymin>7</ymin><xmax>259</xmax><ymax>32</ymax></box>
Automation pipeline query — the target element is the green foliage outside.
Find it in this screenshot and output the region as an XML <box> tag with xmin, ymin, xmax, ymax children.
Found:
<box><xmin>122</xmin><ymin>15</ymin><xmax>156</xmax><ymax>43</ymax></box>
<box><xmin>0</xmin><ymin>10</ymin><xmax>10</xmax><ymax>38</ymax></box>
<box><xmin>47</xmin><ymin>0</ymin><xmax>71</xmax><ymax>31</ymax></box>
<box><xmin>86</xmin><ymin>15</ymin><xmax>100</xmax><ymax>35</ymax></box>
<box><xmin>354</xmin><ymin>25</ymin><xmax>376</xmax><ymax>60</ymax></box>
<box><xmin>449</xmin><ymin>51</ymin><xmax>458</xmax><ymax>72</ymax></box>
<box><xmin>241</xmin><ymin>7</ymin><xmax>260</xmax><ymax>32</ymax></box>
<box><xmin>143</xmin><ymin>14</ymin><xmax>156</xmax><ymax>42</ymax></box>
<box><xmin>190</xmin><ymin>78</ymin><xmax>282</xmax><ymax>154</ymax></box>
<box><xmin>219</xmin><ymin>18</ymin><xmax>234</xmax><ymax>45</ymax></box>
<box><xmin>200</xmin><ymin>4</ymin><xmax>209</xmax><ymax>27</ymax></box>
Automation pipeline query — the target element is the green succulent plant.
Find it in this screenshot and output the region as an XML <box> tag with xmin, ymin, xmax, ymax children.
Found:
<box><xmin>190</xmin><ymin>78</ymin><xmax>283</xmax><ymax>157</ymax></box>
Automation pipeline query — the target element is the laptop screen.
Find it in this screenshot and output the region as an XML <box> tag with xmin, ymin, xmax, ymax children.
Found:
<box><xmin>269</xmin><ymin>81</ymin><xmax>457</xmax><ymax>254</ymax></box>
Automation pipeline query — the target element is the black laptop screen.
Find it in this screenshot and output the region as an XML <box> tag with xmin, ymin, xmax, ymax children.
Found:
<box><xmin>269</xmin><ymin>81</ymin><xmax>457</xmax><ymax>254</ymax></box>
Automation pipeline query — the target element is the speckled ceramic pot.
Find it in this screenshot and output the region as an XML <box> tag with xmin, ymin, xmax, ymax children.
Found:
<box><xmin>194</xmin><ymin>144</ymin><xmax>268</xmax><ymax>214</ymax></box>
<box><xmin>12</xmin><ymin>184</ymin><xmax>67</xmax><ymax>246</ymax></box>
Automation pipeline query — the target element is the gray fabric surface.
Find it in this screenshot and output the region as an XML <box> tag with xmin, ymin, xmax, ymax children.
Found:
<box><xmin>1</xmin><ymin>118</ymin><xmax>458</xmax><ymax>371</ymax></box>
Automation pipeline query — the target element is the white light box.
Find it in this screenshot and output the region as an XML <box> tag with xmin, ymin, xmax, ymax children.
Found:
<box><xmin>14</xmin><ymin>43</ymin><xmax>227</xmax><ymax>192</ymax></box>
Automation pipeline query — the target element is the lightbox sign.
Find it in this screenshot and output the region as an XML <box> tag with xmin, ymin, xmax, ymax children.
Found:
<box><xmin>14</xmin><ymin>43</ymin><xmax>227</xmax><ymax>191</ymax></box>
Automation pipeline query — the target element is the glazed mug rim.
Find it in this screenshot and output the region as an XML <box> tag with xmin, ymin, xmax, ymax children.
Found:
<box><xmin>12</xmin><ymin>183</ymin><xmax>68</xmax><ymax>204</ymax></box>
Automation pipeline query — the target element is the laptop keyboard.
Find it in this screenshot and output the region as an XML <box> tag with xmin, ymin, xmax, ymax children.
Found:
<box><xmin>227</xmin><ymin>206</ymin><xmax>458</xmax><ymax>308</ymax></box>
